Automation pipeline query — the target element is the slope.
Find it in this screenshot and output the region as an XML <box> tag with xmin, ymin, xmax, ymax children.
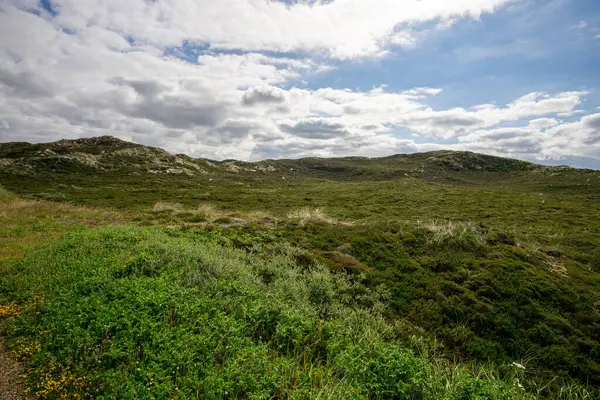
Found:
<box><xmin>1</xmin><ymin>138</ymin><xmax>600</xmax><ymax>398</ymax></box>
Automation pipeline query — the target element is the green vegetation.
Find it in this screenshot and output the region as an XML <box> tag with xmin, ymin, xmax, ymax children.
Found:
<box><xmin>2</xmin><ymin>224</ymin><xmax>554</xmax><ymax>399</ymax></box>
<box><xmin>1</xmin><ymin>137</ymin><xmax>599</xmax><ymax>399</ymax></box>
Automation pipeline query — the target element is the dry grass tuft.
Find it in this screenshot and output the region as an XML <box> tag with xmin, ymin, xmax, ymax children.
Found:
<box><xmin>523</xmin><ymin>243</ymin><xmax>569</xmax><ymax>279</ymax></box>
<box><xmin>195</xmin><ymin>203</ymin><xmax>220</xmax><ymax>219</ymax></box>
<box><xmin>151</xmin><ymin>201</ymin><xmax>280</xmax><ymax>227</ymax></box>
<box><xmin>287</xmin><ymin>207</ymin><xmax>334</xmax><ymax>225</ymax></box>
<box><xmin>539</xmin><ymin>252</ymin><xmax>569</xmax><ymax>279</ymax></box>
<box><xmin>152</xmin><ymin>201</ymin><xmax>185</xmax><ymax>213</ymax></box>
<box><xmin>153</xmin><ymin>201</ymin><xmax>223</xmax><ymax>220</ymax></box>
<box><xmin>245</xmin><ymin>210</ymin><xmax>276</xmax><ymax>222</ymax></box>
<box><xmin>419</xmin><ymin>220</ymin><xmax>486</xmax><ymax>248</ymax></box>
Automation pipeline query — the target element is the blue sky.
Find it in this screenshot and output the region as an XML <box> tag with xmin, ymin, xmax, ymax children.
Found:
<box><xmin>1</xmin><ymin>0</ymin><xmax>600</xmax><ymax>167</ymax></box>
<box><xmin>306</xmin><ymin>0</ymin><xmax>600</xmax><ymax>107</ymax></box>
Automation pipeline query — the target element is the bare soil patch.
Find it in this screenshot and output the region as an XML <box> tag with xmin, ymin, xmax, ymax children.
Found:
<box><xmin>0</xmin><ymin>337</ymin><xmax>25</xmax><ymax>400</ymax></box>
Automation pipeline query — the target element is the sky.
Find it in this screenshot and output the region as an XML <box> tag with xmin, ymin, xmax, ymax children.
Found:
<box><xmin>0</xmin><ymin>0</ymin><xmax>599</xmax><ymax>167</ymax></box>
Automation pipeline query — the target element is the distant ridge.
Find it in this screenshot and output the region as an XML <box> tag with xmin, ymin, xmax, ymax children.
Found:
<box><xmin>0</xmin><ymin>136</ymin><xmax>594</xmax><ymax>180</ymax></box>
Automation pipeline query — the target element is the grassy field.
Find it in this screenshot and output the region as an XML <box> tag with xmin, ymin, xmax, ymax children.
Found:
<box><xmin>1</xmin><ymin>141</ymin><xmax>599</xmax><ymax>399</ymax></box>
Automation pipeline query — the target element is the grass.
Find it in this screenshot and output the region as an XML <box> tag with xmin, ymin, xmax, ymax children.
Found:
<box><xmin>151</xmin><ymin>202</ymin><xmax>333</xmax><ymax>227</ymax></box>
<box><xmin>287</xmin><ymin>207</ymin><xmax>335</xmax><ymax>226</ymax></box>
<box><xmin>0</xmin><ymin>186</ymin><xmax>125</xmax><ymax>263</ymax></box>
<box><xmin>418</xmin><ymin>220</ymin><xmax>487</xmax><ymax>249</ymax></box>
<box><xmin>152</xmin><ymin>201</ymin><xmax>266</xmax><ymax>225</ymax></box>
<box><xmin>214</xmin><ymin>217</ymin><xmax>600</xmax><ymax>394</ymax></box>
<box><xmin>0</xmin><ymin>185</ymin><xmax>16</xmax><ymax>202</ymax></box>
<box><xmin>195</xmin><ymin>203</ymin><xmax>220</xmax><ymax>220</ymax></box>
<box><xmin>1</xmin><ymin>224</ymin><xmax>566</xmax><ymax>399</ymax></box>
<box><xmin>152</xmin><ymin>201</ymin><xmax>185</xmax><ymax>214</ymax></box>
<box><xmin>1</xmin><ymin>142</ymin><xmax>600</xmax><ymax>399</ymax></box>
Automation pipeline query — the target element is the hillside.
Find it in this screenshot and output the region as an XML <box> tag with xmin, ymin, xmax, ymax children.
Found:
<box><xmin>0</xmin><ymin>136</ymin><xmax>210</xmax><ymax>176</ymax></box>
<box><xmin>0</xmin><ymin>136</ymin><xmax>590</xmax><ymax>178</ymax></box>
<box><xmin>1</xmin><ymin>137</ymin><xmax>599</xmax><ymax>399</ymax></box>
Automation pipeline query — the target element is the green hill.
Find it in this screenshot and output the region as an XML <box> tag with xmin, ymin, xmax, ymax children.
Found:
<box><xmin>0</xmin><ymin>135</ymin><xmax>579</xmax><ymax>177</ymax></box>
<box><xmin>1</xmin><ymin>137</ymin><xmax>599</xmax><ymax>399</ymax></box>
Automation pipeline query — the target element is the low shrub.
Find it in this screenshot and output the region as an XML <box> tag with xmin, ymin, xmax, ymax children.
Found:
<box><xmin>0</xmin><ymin>226</ymin><xmax>547</xmax><ymax>399</ymax></box>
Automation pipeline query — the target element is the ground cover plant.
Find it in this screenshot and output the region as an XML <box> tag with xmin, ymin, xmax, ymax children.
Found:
<box><xmin>1</xmin><ymin>138</ymin><xmax>600</xmax><ymax>398</ymax></box>
<box><xmin>1</xmin><ymin>223</ymin><xmax>581</xmax><ymax>399</ymax></box>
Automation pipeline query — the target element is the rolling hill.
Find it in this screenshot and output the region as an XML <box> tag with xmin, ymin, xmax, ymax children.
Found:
<box><xmin>1</xmin><ymin>136</ymin><xmax>599</xmax><ymax>399</ymax></box>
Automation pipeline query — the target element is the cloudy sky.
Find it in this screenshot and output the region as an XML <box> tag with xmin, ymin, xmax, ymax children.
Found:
<box><xmin>1</xmin><ymin>0</ymin><xmax>599</xmax><ymax>167</ymax></box>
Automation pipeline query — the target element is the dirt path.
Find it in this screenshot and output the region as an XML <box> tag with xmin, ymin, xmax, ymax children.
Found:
<box><xmin>0</xmin><ymin>337</ymin><xmax>25</xmax><ymax>400</ymax></box>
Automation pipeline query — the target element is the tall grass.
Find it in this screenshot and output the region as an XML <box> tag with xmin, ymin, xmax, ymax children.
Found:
<box><xmin>287</xmin><ymin>207</ymin><xmax>334</xmax><ymax>225</ymax></box>
<box><xmin>152</xmin><ymin>201</ymin><xmax>185</xmax><ymax>213</ymax></box>
<box><xmin>195</xmin><ymin>202</ymin><xmax>219</xmax><ymax>219</ymax></box>
<box><xmin>419</xmin><ymin>220</ymin><xmax>487</xmax><ymax>249</ymax></box>
<box><xmin>152</xmin><ymin>201</ymin><xmax>248</xmax><ymax>223</ymax></box>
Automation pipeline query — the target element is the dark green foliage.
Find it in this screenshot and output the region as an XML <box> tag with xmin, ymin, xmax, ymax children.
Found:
<box><xmin>213</xmin><ymin>221</ymin><xmax>600</xmax><ymax>392</ymax></box>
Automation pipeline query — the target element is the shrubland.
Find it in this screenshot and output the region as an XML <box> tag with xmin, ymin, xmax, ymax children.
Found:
<box><xmin>4</xmin><ymin>223</ymin><xmax>582</xmax><ymax>399</ymax></box>
<box><xmin>1</xmin><ymin>138</ymin><xmax>599</xmax><ymax>399</ymax></box>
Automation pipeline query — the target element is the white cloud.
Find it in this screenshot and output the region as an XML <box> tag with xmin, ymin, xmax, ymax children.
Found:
<box><xmin>401</xmin><ymin>87</ymin><xmax>443</xmax><ymax>98</ymax></box>
<box><xmin>571</xmin><ymin>21</ymin><xmax>587</xmax><ymax>30</ymax></box>
<box><xmin>11</xmin><ymin>0</ymin><xmax>521</xmax><ymax>60</ymax></box>
<box><xmin>527</xmin><ymin>118</ymin><xmax>558</xmax><ymax>130</ymax></box>
<box><xmin>458</xmin><ymin>127</ymin><xmax>543</xmax><ymax>156</ymax></box>
<box><xmin>453</xmin><ymin>113</ymin><xmax>600</xmax><ymax>162</ymax></box>
<box><xmin>502</xmin><ymin>91</ymin><xmax>586</xmax><ymax>117</ymax></box>
<box><xmin>0</xmin><ymin>2</ymin><xmax>599</xmax><ymax>165</ymax></box>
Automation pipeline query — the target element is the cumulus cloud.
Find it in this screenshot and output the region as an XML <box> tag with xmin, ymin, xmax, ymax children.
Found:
<box><xmin>401</xmin><ymin>88</ymin><xmax>443</xmax><ymax>98</ymax></box>
<box><xmin>0</xmin><ymin>67</ymin><xmax>56</xmax><ymax>98</ymax></box>
<box><xmin>19</xmin><ymin>0</ymin><xmax>522</xmax><ymax>60</ymax></box>
<box><xmin>279</xmin><ymin>118</ymin><xmax>349</xmax><ymax>139</ymax></box>
<box><xmin>0</xmin><ymin>1</ymin><xmax>599</xmax><ymax>165</ymax></box>
<box><xmin>112</xmin><ymin>78</ymin><xmax>168</xmax><ymax>99</ymax></box>
<box><xmin>584</xmin><ymin>114</ymin><xmax>600</xmax><ymax>130</ymax></box>
<box><xmin>401</xmin><ymin>112</ymin><xmax>486</xmax><ymax>138</ymax></box>
<box><xmin>504</xmin><ymin>91</ymin><xmax>586</xmax><ymax>116</ymax></box>
<box><xmin>242</xmin><ymin>86</ymin><xmax>287</xmax><ymax>106</ymax></box>
<box><xmin>527</xmin><ymin>118</ymin><xmax>559</xmax><ymax>130</ymax></box>
<box><xmin>453</xmin><ymin>112</ymin><xmax>600</xmax><ymax>161</ymax></box>
<box><xmin>458</xmin><ymin>127</ymin><xmax>543</xmax><ymax>155</ymax></box>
